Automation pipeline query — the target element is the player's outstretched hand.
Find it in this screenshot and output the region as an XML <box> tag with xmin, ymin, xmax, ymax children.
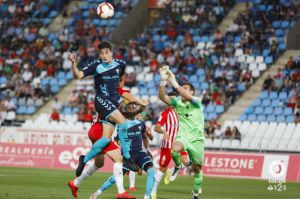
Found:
<box><xmin>159</xmin><ymin>65</ymin><xmax>169</xmax><ymax>81</ymax></box>
<box><xmin>68</xmin><ymin>53</ymin><xmax>77</xmax><ymax>63</ymax></box>
<box><xmin>166</xmin><ymin>70</ymin><xmax>179</xmax><ymax>88</ymax></box>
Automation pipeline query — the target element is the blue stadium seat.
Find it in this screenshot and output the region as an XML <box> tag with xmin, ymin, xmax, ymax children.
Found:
<box><xmin>283</xmin><ymin>108</ymin><xmax>293</xmax><ymax>115</ymax></box>
<box><xmin>267</xmin><ymin>115</ymin><xmax>276</xmax><ymax>122</ymax></box>
<box><xmin>63</xmin><ymin>107</ymin><xmax>72</xmax><ymax>115</ymax></box>
<box><xmin>148</xmin><ymin>88</ymin><xmax>156</xmax><ymax>95</ymax></box>
<box><xmin>51</xmin><ymin>85</ymin><xmax>59</xmax><ymax>93</ymax></box>
<box><xmin>264</xmin><ymin>107</ymin><xmax>273</xmax><ymax>115</ymax></box>
<box><xmin>257</xmin><ymin>114</ymin><xmax>266</xmax><ymax>122</ymax></box>
<box><xmin>275</xmin><ymin>29</ymin><xmax>284</xmax><ymax>37</ymax></box>
<box><xmin>208</xmin><ymin>113</ymin><xmax>217</xmax><ymax>120</ymax></box>
<box><xmin>200</xmin><ymin>82</ymin><xmax>208</xmax><ymax>90</ymax></box>
<box><xmin>201</xmin><ymin>36</ymin><xmax>209</xmax><ymax>42</ymax></box>
<box><xmin>279</xmin><ymin>43</ymin><xmax>286</xmax><ymax>51</ymax></box>
<box><xmin>206</xmin><ymin>104</ymin><xmax>215</xmax><ymax>112</ymax></box>
<box><xmin>260</xmin><ymin>91</ymin><xmax>269</xmax><ymax>99</ymax></box>
<box><xmin>66</xmin><ymin>71</ymin><xmax>73</xmax><ymax>80</ymax></box>
<box><xmin>252</xmin><ymin>99</ymin><xmax>261</xmax><ymax>107</ymax></box>
<box><xmin>254</xmin><ymin>107</ymin><xmax>264</xmax><ymax>114</ymax></box>
<box><xmin>272</xmin><ymin>21</ymin><xmax>280</xmax><ymax>28</ymax></box>
<box><xmin>238</xmin><ymin>83</ymin><xmax>245</xmax><ymax>92</ymax></box>
<box><xmin>196</xmin><ymin>68</ymin><xmax>205</xmax><ymax>76</ymax></box>
<box><xmin>26</xmin><ymin>106</ymin><xmax>36</xmax><ymax>114</ymax></box>
<box><xmin>239</xmin><ymin>114</ymin><xmax>247</xmax><ymax>121</ymax></box>
<box><xmin>274</xmin><ymin>107</ymin><xmax>283</xmax><ymax>115</ymax></box>
<box><xmin>263</xmin><ymin>49</ymin><xmax>270</xmax><ymax>57</ymax></box>
<box><xmin>16</xmin><ymin>106</ymin><xmax>26</xmax><ymax>114</ymax></box>
<box><xmin>245</xmin><ymin>106</ymin><xmax>254</xmax><ymax>114</ymax></box>
<box><xmin>215</xmin><ymin>105</ymin><xmax>224</xmax><ymax>113</ymax></box>
<box><xmin>269</xmin><ymin>92</ymin><xmax>278</xmax><ymax>99</ymax></box>
<box><xmin>265</xmin><ymin>56</ymin><xmax>273</xmax><ymax>65</ymax></box>
<box><xmin>281</xmin><ymin>21</ymin><xmax>290</xmax><ymax>29</ymax></box>
<box><xmin>278</xmin><ymin>92</ymin><xmax>287</xmax><ymax>100</ymax></box>
<box><xmin>193</xmin><ymin>35</ymin><xmax>201</xmax><ymax>43</ymax></box>
<box><xmin>58</xmin><ymin>78</ymin><xmax>67</xmax><ymax>86</ymax></box>
<box><xmin>262</xmin><ymin>99</ymin><xmax>271</xmax><ymax>107</ymax></box>
<box><xmin>248</xmin><ymin>114</ymin><xmax>256</xmax><ymax>121</ymax></box>
<box><xmin>277</xmin><ymin>115</ymin><xmax>286</xmax><ymax>122</ymax></box>
<box><xmin>286</xmin><ymin>115</ymin><xmax>294</xmax><ymax>123</ymax></box>
<box><xmin>72</xmin><ymin>107</ymin><xmax>79</xmax><ymax>114</ymax></box>
<box><xmin>271</xmin><ymin>99</ymin><xmax>280</xmax><ymax>107</ymax></box>
<box><xmin>190</xmin><ymin>75</ymin><xmax>198</xmax><ymax>82</ymax></box>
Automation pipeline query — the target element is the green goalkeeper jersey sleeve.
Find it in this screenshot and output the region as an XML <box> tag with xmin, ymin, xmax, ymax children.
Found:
<box><xmin>170</xmin><ymin>97</ymin><xmax>205</xmax><ymax>141</ymax></box>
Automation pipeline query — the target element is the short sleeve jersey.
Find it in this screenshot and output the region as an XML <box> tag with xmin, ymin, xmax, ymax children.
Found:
<box><xmin>82</xmin><ymin>59</ymin><xmax>126</xmax><ymax>102</ymax></box>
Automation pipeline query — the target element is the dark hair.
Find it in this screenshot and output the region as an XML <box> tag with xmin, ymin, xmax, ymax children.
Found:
<box><xmin>98</xmin><ymin>41</ymin><xmax>113</xmax><ymax>51</ymax></box>
<box><xmin>167</xmin><ymin>91</ymin><xmax>177</xmax><ymax>97</ymax></box>
<box><xmin>182</xmin><ymin>82</ymin><xmax>195</xmax><ymax>94</ymax></box>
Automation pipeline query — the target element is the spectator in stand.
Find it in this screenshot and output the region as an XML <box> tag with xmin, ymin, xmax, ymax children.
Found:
<box><xmin>263</xmin><ymin>75</ymin><xmax>274</xmax><ymax>91</ymax></box>
<box><xmin>52</xmin><ymin>97</ymin><xmax>62</xmax><ymax>111</ymax></box>
<box><xmin>232</xmin><ymin>126</ymin><xmax>241</xmax><ymax>141</ymax></box>
<box><xmin>224</xmin><ymin>126</ymin><xmax>232</xmax><ymax>139</ymax></box>
<box><xmin>50</xmin><ymin>108</ymin><xmax>60</xmax><ymax>121</ymax></box>
<box><xmin>68</xmin><ymin>90</ymin><xmax>78</xmax><ymax>107</ymax></box>
<box><xmin>214</xmin><ymin>125</ymin><xmax>223</xmax><ymax>139</ymax></box>
<box><xmin>295</xmin><ymin>110</ymin><xmax>300</xmax><ymax>124</ymax></box>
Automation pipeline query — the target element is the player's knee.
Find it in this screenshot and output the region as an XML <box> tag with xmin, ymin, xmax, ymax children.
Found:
<box><xmin>193</xmin><ymin>165</ymin><xmax>202</xmax><ymax>173</ymax></box>
<box><xmin>172</xmin><ymin>142</ymin><xmax>183</xmax><ymax>152</ymax></box>
<box><xmin>94</xmin><ymin>159</ymin><xmax>104</xmax><ymax>168</ymax></box>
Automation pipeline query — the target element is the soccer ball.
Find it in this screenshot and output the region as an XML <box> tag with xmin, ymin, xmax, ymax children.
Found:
<box><xmin>97</xmin><ymin>3</ymin><xmax>114</xmax><ymax>19</ymax></box>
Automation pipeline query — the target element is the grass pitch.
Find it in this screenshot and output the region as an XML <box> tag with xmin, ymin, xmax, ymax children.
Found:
<box><xmin>0</xmin><ymin>167</ymin><xmax>299</xmax><ymax>199</ymax></box>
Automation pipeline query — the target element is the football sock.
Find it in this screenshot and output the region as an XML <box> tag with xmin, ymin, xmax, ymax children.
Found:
<box><xmin>74</xmin><ymin>164</ymin><xmax>98</xmax><ymax>187</ymax></box>
<box><xmin>83</xmin><ymin>137</ymin><xmax>110</xmax><ymax>163</ymax></box>
<box><xmin>145</xmin><ymin>167</ymin><xmax>155</xmax><ymax>197</ymax></box>
<box><xmin>152</xmin><ymin>169</ymin><xmax>163</xmax><ymax>194</ymax></box>
<box><xmin>129</xmin><ymin>171</ymin><xmax>135</xmax><ymax>188</ymax></box>
<box><xmin>193</xmin><ymin>171</ymin><xmax>203</xmax><ymax>193</ymax></box>
<box><xmin>114</xmin><ymin>162</ymin><xmax>125</xmax><ymax>194</ymax></box>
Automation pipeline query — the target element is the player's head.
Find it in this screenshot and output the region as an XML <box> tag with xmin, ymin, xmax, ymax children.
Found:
<box><xmin>167</xmin><ymin>91</ymin><xmax>177</xmax><ymax>107</ymax></box>
<box><xmin>119</xmin><ymin>101</ymin><xmax>145</xmax><ymax>119</ymax></box>
<box><xmin>182</xmin><ymin>82</ymin><xmax>195</xmax><ymax>96</ymax></box>
<box><xmin>98</xmin><ymin>41</ymin><xmax>113</xmax><ymax>63</ymax></box>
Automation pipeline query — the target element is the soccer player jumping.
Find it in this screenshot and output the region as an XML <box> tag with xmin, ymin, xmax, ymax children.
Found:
<box><xmin>158</xmin><ymin>66</ymin><xmax>205</xmax><ymax>199</ymax></box>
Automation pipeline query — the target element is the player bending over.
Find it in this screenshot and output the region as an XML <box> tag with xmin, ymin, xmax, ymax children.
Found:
<box><xmin>68</xmin><ymin>41</ymin><xmax>141</xmax><ymax>177</ymax></box>
<box><xmin>90</xmin><ymin>102</ymin><xmax>155</xmax><ymax>199</ymax></box>
<box><xmin>158</xmin><ymin>66</ymin><xmax>205</xmax><ymax>199</ymax></box>
<box><xmin>151</xmin><ymin>92</ymin><xmax>191</xmax><ymax>199</ymax></box>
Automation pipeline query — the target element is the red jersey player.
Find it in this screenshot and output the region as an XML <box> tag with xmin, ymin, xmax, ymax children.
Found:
<box><xmin>151</xmin><ymin>92</ymin><xmax>191</xmax><ymax>199</ymax></box>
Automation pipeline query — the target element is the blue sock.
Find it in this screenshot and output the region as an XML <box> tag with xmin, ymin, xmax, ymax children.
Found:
<box><xmin>117</xmin><ymin>121</ymin><xmax>131</xmax><ymax>159</ymax></box>
<box><xmin>99</xmin><ymin>175</ymin><xmax>115</xmax><ymax>192</ymax></box>
<box><xmin>145</xmin><ymin>167</ymin><xmax>155</xmax><ymax>196</ymax></box>
<box><xmin>83</xmin><ymin>137</ymin><xmax>110</xmax><ymax>163</ymax></box>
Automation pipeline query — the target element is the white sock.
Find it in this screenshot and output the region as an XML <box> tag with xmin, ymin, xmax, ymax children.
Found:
<box><xmin>144</xmin><ymin>195</ymin><xmax>150</xmax><ymax>199</ymax></box>
<box><xmin>74</xmin><ymin>164</ymin><xmax>98</xmax><ymax>187</ymax></box>
<box><xmin>151</xmin><ymin>170</ymin><xmax>164</xmax><ymax>194</ymax></box>
<box><xmin>94</xmin><ymin>190</ymin><xmax>102</xmax><ymax>197</ymax></box>
<box><xmin>114</xmin><ymin>162</ymin><xmax>125</xmax><ymax>194</ymax></box>
<box><xmin>129</xmin><ymin>171</ymin><xmax>135</xmax><ymax>188</ymax></box>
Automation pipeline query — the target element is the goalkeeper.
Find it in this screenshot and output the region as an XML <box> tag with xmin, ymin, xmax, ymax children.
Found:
<box><xmin>158</xmin><ymin>65</ymin><xmax>205</xmax><ymax>199</ymax></box>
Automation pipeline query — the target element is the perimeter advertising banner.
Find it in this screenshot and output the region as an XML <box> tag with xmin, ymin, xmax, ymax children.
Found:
<box><xmin>0</xmin><ymin>143</ymin><xmax>299</xmax><ymax>182</ymax></box>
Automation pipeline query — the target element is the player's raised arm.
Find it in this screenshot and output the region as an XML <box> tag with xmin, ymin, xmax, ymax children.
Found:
<box><xmin>158</xmin><ymin>66</ymin><xmax>172</xmax><ymax>105</ymax></box>
<box><xmin>68</xmin><ymin>53</ymin><xmax>84</xmax><ymax>79</ymax></box>
<box><xmin>167</xmin><ymin>71</ymin><xmax>194</xmax><ymax>101</ymax></box>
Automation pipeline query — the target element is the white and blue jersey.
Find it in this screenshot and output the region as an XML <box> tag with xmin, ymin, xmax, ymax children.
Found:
<box><xmin>82</xmin><ymin>58</ymin><xmax>126</xmax><ymax>102</ymax></box>
<box><xmin>115</xmin><ymin>120</ymin><xmax>153</xmax><ymax>171</ymax></box>
<box><xmin>81</xmin><ymin>58</ymin><xmax>126</xmax><ymax>121</ymax></box>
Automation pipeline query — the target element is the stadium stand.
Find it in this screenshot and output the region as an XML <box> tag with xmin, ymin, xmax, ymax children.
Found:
<box><xmin>0</xmin><ymin>0</ymin><xmax>70</xmax><ymax>121</ymax></box>
<box><xmin>205</xmin><ymin>120</ymin><xmax>300</xmax><ymax>152</ymax></box>
<box><xmin>240</xmin><ymin>55</ymin><xmax>300</xmax><ymax>123</ymax></box>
